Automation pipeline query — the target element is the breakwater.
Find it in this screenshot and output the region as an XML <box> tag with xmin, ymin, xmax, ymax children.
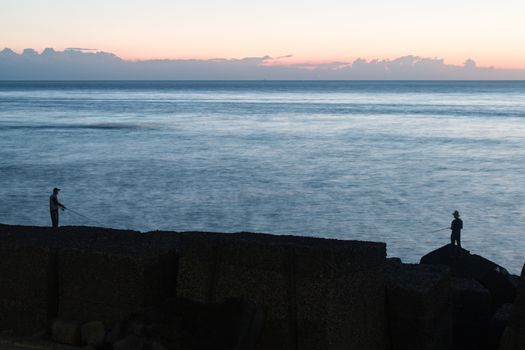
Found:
<box><xmin>0</xmin><ymin>223</ymin><xmax>523</xmax><ymax>350</ymax></box>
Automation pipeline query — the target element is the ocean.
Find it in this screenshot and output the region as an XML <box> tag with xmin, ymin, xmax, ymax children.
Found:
<box><xmin>0</xmin><ymin>81</ymin><xmax>524</xmax><ymax>273</ymax></box>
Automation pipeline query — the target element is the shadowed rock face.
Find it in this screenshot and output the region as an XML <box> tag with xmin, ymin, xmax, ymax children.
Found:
<box><xmin>385</xmin><ymin>262</ymin><xmax>452</xmax><ymax>350</ymax></box>
<box><xmin>420</xmin><ymin>244</ymin><xmax>517</xmax><ymax>310</ymax></box>
<box><xmin>499</xmin><ymin>264</ymin><xmax>525</xmax><ymax>350</ymax></box>
<box><xmin>450</xmin><ymin>277</ymin><xmax>492</xmax><ymax>349</ymax></box>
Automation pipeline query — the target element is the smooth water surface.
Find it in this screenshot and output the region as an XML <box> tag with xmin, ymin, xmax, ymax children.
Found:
<box><xmin>1</xmin><ymin>81</ymin><xmax>524</xmax><ymax>273</ymax></box>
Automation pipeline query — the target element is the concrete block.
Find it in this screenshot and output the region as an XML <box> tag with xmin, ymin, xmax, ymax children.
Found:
<box><xmin>450</xmin><ymin>277</ymin><xmax>492</xmax><ymax>348</ymax></box>
<box><xmin>0</xmin><ymin>246</ymin><xmax>57</xmax><ymax>334</ymax></box>
<box><xmin>386</xmin><ymin>263</ymin><xmax>452</xmax><ymax>350</ymax></box>
<box><xmin>58</xmin><ymin>248</ymin><xmax>176</xmax><ymax>324</ymax></box>
<box><xmin>294</xmin><ymin>244</ymin><xmax>386</xmax><ymax>350</ymax></box>
<box><xmin>0</xmin><ymin>299</ymin><xmax>49</xmax><ymax>335</ymax></box>
<box><xmin>176</xmin><ymin>232</ymin><xmax>387</xmax><ymax>350</ymax></box>
<box><xmin>499</xmin><ymin>263</ymin><xmax>525</xmax><ymax>350</ymax></box>
<box><xmin>214</xmin><ymin>240</ymin><xmax>293</xmax><ymax>350</ymax></box>
<box><xmin>176</xmin><ymin>233</ymin><xmax>217</xmax><ymax>303</ymax></box>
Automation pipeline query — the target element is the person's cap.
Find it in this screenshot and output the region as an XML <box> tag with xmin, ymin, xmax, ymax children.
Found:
<box><xmin>53</xmin><ymin>187</ymin><xmax>61</xmax><ymax>192</ymax></box>
<box><xmin>452</xmin><ymin>210</ymin><xmax>460</xmax><ymax>217</ymax></box>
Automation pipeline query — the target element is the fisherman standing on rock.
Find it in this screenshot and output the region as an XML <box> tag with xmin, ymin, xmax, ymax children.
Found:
<box><xmin>50</xmin><ymin>187</ymin><xmax>66</xmax><ymax>228</ymax></box>
<box><xmin>450</xmin><ymin>210</ymin><xmax>463</xmax><ymax>249</ymax></box>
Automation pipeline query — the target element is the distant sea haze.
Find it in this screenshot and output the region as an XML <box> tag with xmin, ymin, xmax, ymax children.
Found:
<box><xmin>0</xmin><ymin>81</ymin><xmax>524</xmax><ymax>273</ymax></box>
<box><xmin>2</xmin><ymin>48</ymin><xmax>525</xmax><ymax>79</ymax></box>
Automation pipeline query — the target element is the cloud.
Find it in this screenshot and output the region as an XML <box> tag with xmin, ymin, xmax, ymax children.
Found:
<box><xmin>66</xmin><ymin>48</ymin><xmax>99</xmax><ymax>51</ymax></box>
<box><xmin>1</xmin><ymin>48</ymin><xmax>524</xmax><ymax>80</ymax></box>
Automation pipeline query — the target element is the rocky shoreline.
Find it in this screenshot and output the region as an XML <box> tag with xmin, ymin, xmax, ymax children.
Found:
<box><xmin>0</xmin><ymin>223</ymin><xmax>523</xmax><ymax>350</ymax></box>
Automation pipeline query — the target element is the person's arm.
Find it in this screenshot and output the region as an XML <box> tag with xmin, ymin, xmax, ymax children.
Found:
<box><xmin>54</xmin><ymin>197</ymin><xmax>66</xmax><ymax>209</ymax></box>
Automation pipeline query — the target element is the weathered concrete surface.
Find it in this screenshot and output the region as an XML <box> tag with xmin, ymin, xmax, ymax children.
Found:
<box><xmin>1</xmin><ymin>224</ymin><xmax>387</xmax><ymax>350</ymax></box>
<box><xmin>177</xmin><ymin>232</ymin><xmax>387</xmax><ymax>350</ymax></box>
<box><xmin>499</xmin><ymin>263</ymin><xmax>525</xmax><ymax>350</ymax></box>
<box><xmin>0</xmin><ymin>244</ymin><xmax>57</xmax><ymax>335</ymax></box>
<box><xmin>0</xmin><ymin>224</ymin><xmax>178</xmax><ymax>331</ymax></box>
<box><xmin>385</xmin><ymin>263</ymin><xmax>452</xmax><ymax>350</ymax></box>
<box><xmin>58</xmin><ymin>248</ymin><xmax>177</xmax><ymax>326</ymax></box>
<box><xmin>450</xmin><ymin>277</ymin><xmax>492</xmax><ymax>350</ymax></box>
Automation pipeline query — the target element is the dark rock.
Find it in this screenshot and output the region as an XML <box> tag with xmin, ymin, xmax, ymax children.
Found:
<box><xmin>499</xmin><ymin>263</ymin><xmax>525</xmax><ymax>350</ymax></box>
<box><xmin>51</xmin><ymin>318</ymin><xmax>81</xmax><ymax>345</ymax></box>
<box><xmin>487</xmin><ymin>303</ymin><xmax>513</xmax><ymax>349</ymax></box>
<box><xmin>81</xmin><ymin>321</ymin><xmax>106</xmax><ymax>347</ymax></box>
<box><xmin>450</xmin><ymin>277</ymin><xmax>492</xmax><ymax>349</ymax></box>
<box><xmin>421</xmin><ymin>244</ymin><xmax>516</xmax><ymax>309</ymax></box>
<box><xmin>385</xmin><ymin>263</ymin><xmax>452</xmax><ymax>350</ymax></box>
<box><xmin>507</xmin><ymin>275</ymin><xmax>521</xmax><ymax>289</ymax></box>
<box><xmin>387</xmin><ymin>257</ymin><xmax>402</xmax><ymax>264</ymax></box>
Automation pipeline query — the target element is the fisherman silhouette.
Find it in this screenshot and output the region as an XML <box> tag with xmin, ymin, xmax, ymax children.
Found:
<box><xmin>49</xmin><ymin>187</ymin><xmax>66</xmax><ymax>228</ymax></box>
<box><xmin>450</xmin><ymin>210</ymin><xmax>463</xmax><ymax>249</ymax></box>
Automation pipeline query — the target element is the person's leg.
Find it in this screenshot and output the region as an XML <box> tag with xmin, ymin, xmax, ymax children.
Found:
<box><xmin>451</xmin><ymin>232</ymin><xmax>454</xmax><ymax>245</ymax></box>
<box><xmin>51</xmin><ymin>210</ymin><xmax>58</xmax><ymax>228</ymax></box>
<box><xmin>457</xmin><ymin>232</ymin><xmax>461</xmax><ymax>248</ymax></box>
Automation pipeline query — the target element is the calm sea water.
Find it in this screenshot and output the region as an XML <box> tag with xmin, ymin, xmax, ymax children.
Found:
<box><xmin>0</xmin><ymin>81</ymin><xmax>524</xmax><ymax>273</ymax></box>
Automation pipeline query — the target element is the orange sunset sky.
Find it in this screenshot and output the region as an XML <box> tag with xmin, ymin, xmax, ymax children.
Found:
<box><xmin>1</xmin><ymin>0</ymin><xmax>524</xmax><ymax>68</ymax></box>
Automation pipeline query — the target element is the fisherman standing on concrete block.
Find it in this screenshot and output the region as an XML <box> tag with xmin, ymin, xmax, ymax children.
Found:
<box><xmin>450</xmin><ymin>210</ymin><xmax>463</xmax><ymax>249</ymax></box>
<box><xmin>50</xmin><ymin>187</ymin><xmax>66</xmax><ymax>228</ymax></box>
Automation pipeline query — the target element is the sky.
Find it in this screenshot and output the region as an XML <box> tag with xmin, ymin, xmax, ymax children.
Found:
<box><xmin>1</xmin><ymin>0</ymin><xmax>525</xmax><ymax>69</ymax></box>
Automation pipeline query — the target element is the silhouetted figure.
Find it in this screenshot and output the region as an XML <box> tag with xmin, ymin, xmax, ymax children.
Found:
<box><xmin>50</xmin><ymin>187</ymin><xmax>66</xmax><ymax>228</ymax></box>
<box><xmin>450</xmin><ymin>210</ymin><xmax>463</xmax><ymax>248</ymax></box>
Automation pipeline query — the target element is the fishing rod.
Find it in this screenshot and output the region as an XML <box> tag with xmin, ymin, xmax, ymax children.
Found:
<box><xmin>426</xmin><ymin>227</ymin><xmax>450</xmax><ymax>233</ymax></box>
<box><xmin>65</xmin><ymin>207</ymin><xmax>155</xmax><ymax>232</ymax></box>
<box><xmin>65</xmin><ymin>207</ymin><xmax>107</xmax><ymax>227</ymax></box>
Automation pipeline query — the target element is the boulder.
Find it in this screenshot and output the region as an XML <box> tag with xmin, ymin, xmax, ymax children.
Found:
<box><xmin>385</xmin><ymin>262</ymin><xmax>452</xmax><ymax>350</ymax></box>
<box><xmin>450</xmin><ymin>277</ymin><xmax>491</xmax><ymax>349</ymax></box>
<box><xmin>51</xmin><ymin>318</ymin><xmax>81</xmax><ymax>345</ymax></box>
<box><xmin>499</xmin><ymin>263</ymin><xmax>525</xmax><ymax>350</ymax></box>
<box><xmin>487</xmin><ymin>304</ymin><xmax>513</xmax><ymax>349</ymax></box>
<box><xmin>81</xmin><ymin>321</ymin><xmax>106</xmax><ymax>347</ymax></box>
<box><xmin>421</xmin><ymin>244</ymin><xmax>516</xmax><ymax>309</ymax></box>
<box><xmin>386</xmin><ymin>257</ymin><xmax>402</xmax><ymax>264</ymax></box>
